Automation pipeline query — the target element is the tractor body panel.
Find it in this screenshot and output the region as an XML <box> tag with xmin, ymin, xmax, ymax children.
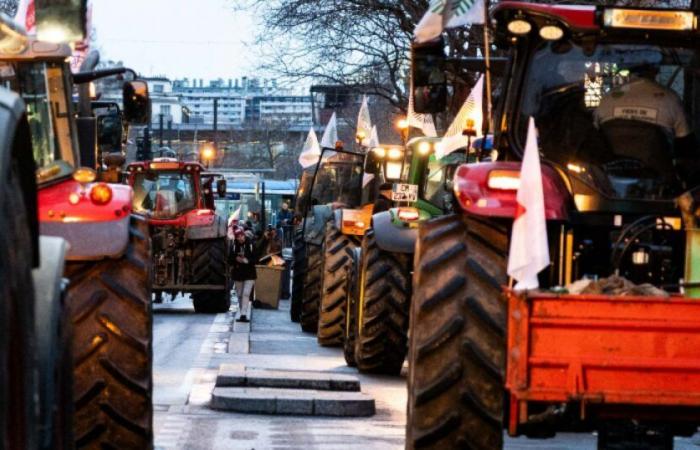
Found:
<box><xmin>506</xmin><ymin>290</ymin><xmax>700</xmax><ymax>435</ymax></box>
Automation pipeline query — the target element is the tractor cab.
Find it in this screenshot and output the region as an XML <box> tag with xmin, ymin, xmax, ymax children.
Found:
<box><xmin>294</xmin><ymin>148</ymin><xmax>365</xmax><ymax>242</ymax></box>
<box><xmin>127</xmin><ymin>159</ymin><xmax>226</xmax><ymax>222</ymax></box>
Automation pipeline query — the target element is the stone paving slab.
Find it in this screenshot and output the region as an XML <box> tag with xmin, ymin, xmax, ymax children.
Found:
<box><xmin>216</xmin><ymin>364</ymin><xmax>361</xmax><ymax>391</ymax></box>
<box><xmin>210</xmin><ymin>387</ymin><xmax>375</xmax><ymax>417</ymax></box>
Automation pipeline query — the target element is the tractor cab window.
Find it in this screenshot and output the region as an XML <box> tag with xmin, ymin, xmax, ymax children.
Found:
<box><xmin>424</xmin><ymin>153</ymin><xmax>464</xmax><ymax>208</ymax></box>
<box><xmin>310</xmin><ymin>159</ymin><xmax>364</xmax><ymax>209</ymax></box>
<box><xmin>0</xmin><ymin>61</ymin><xmax>77</xmax><ymax>184</ymax></box>
<box><xmin>517</xmin><ymin>40</ymin><xmax>700</xmax><ymax>200</ymax></box>
<box><xmin>132</xmin><ymin>171</ymin><xmax>197</xmax><ymax>218</ymax></box>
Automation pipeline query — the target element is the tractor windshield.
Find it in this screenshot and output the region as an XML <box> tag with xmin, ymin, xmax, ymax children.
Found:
<box><xmin>517</xmin><ymin>40</ymin><xmax>700</xmax><ymax>200</ymax></box>
<box><xmin>310</xmin><ymin>159</ymin><xmax>363</xmax><ymax>209</ymax></box>
<box><xmin>0</xmin><ymin>61</ymin><xmax>78</xmax><ymax>184</ymax></box>
<box><xmin>132</xmin><ymin>171</ymin><xmax>197</xmax><ymax>218</ymax></box>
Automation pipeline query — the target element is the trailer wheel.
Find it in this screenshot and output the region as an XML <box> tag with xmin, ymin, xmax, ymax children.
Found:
<box><xmin>291</xmin><ymin>231</ymin><xmax>305</xmax><ymax>322</ymax></box>
<box><xmin>65</xmin><ymin>214</ymin><xmax>153</xmax><ymax>449</ymax></box>
<box><xmin>354</xmin><ymin>229</ymin><xmax>411</xmax><ymax>375</ymax></box>
<box><xmin>0</xmin><ymin>160</ymin><xmax>38</xmax><ymax>449</ymax></box>
<box><xmin>191</xmin><ymin>238</ymin><xmax>231</xmax><ymax>314</ymax></box>
<box><xmin>300</xmin><ymin>242</ymin><xmax>322</xmax><ymax>333</ymax></box>
<box><xmin>343</xmin><ymin>247</ymin><xmax>361</xmax><ymax>367</ymax></box>
<box><xmin>318</xmin><ymin>222</ymin><xmax>360</xmax><ymax>346</ymax></box>
<box><xmin>406</xmin><ymin>215</ymin><xmax>508</xmax><ymax>450</ymax></box>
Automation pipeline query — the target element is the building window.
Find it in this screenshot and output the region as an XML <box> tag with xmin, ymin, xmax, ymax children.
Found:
<box><xmin>160</xmin><ymin>105</ymin><xmax>171</xmax><ymax>115</ymax></box>
<box><xmin>154</xmin><ymin>84</ymin><xmax>164</xmax><ymax>94</ymax></box>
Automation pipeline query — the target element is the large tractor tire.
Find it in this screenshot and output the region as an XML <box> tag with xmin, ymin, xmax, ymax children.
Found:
<box><xmin>318</xmin><ymin>222</ymin><xmax>360</xmax><ymax>346</ymax></box>
<box><xmin>65</xmin><ymin>214</ymin><xmax>153</xmax><ymax>449</ymax></box>
<box><xmin>290</xmin><ymin>231</ymin><xmax>305</xmax><ymax>322</ymax></box>
<box><xmin>1</xmin><ymin>159</ymin><xmax>39</xmax><ymax>450</ymax></box>
<box><xmin>191</xmin><ymin>238</ymin><xmax>231</xmax><ymax>314</ymax></box>
<box><xmin>406</xmin><ymin>214</ymin><xmax>508</xmax><ymax>450</ymax></box>
<box><xmin>300</xmin><ymin>243</ymin><xmax>323</xmax><ymax>332</ymax></box>
<box><xmin>355</xmin><ymin>229</ymin><xmax>411</xmax><ymax>375</ymax></box>
<box><xmin>343</xmin><ymin>247</ymin><xmax>361</xmax><ymax>367</ymax></box>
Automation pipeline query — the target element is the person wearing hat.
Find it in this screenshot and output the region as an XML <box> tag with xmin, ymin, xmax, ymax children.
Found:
<box><xmin>230</xmin><ymin>227</ymin><xmax>257</xmax><ymax>322</ymax></box>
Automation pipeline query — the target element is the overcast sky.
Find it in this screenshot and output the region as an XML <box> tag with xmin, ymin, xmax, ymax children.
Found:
<box><xmin>91</xmin><ymin>0</ymin><xmax>260</xmax><ymax>80</ymax></box>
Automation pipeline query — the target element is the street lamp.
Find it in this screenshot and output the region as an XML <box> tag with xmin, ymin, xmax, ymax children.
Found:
<box><xmin>396</xmin><ymin>117</ymin><xmax>410</xmax><ymax>144</ymax></box>
<box><xmin>200</xmin><ymin>143</ymin><xmax>216</xmax><ymax>168</ymax></box>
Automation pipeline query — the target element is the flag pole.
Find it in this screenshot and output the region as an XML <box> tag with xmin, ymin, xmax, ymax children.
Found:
<box><xmin>482</xmin><ymin>0</ymin><xmax>493</xmax><ymax>135</ymax></box>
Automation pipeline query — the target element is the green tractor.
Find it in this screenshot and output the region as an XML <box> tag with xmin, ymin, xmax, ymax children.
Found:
<box><xmin>346</xmin><ymin>136</ymin><xmax>466</xmax><ymax>373</ymax></box>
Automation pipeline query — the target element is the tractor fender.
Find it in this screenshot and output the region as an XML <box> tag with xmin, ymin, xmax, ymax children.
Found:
<box><xmin>186</xmin><ymin>213</ymin><xmax>227</xmax><ymax>240</ymax></box>
<box><xmin>372</xmin><ymin>210</ymin><xmax>417</xmax><ymax>254</ymax></box>
<box><xmin>31</xmin><ymin>236</ymin><xmax>68</xmax><ymax>448</ymax></box>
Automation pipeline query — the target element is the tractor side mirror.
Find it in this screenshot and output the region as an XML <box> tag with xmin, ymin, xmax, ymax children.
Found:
<box><xmin>35</xmin><ymin>0</ymin><xmax>87</xmax><ymax>43</ymax></box>
<box><xmin>123</xmin><ymin>80</ymin><xmax>151</xmax><ymax>125</ymax></box>
<box><xmin>216</xmin><ymin>179</ymin><xmax>227</xmax><ymax>198</ymax></box>
<box><xmin>411</xmin><ymin>38</ymin><xmax>447</xmax><ymax>114</ymax></box>
<box><xmin>97</xmin><ymin>112</ymin><xmax>123</xmax><ymax>151</ymax></box>
<box><xmin>363</xmin><ymin>152</ymin><xmax>380</xmax><ymax>175</ymax></box>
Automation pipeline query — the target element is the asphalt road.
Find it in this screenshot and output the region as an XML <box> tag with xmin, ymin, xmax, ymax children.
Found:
<box><xmin>152</xmin><ymin>295</ymin><xmax>700</xmax><ymax>450</ymax></box>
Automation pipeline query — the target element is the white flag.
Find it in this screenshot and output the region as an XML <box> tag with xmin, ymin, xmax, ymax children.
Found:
<box><xmin>408</xmin><ymin>85</ymin><xmax>438</xmax><ymax>137</ymax></box>
<box><xmin>437</xmin><ymin>75</ymin><xmax>484</xmax><ymax>159</ymax></box>
<box><xmin>368</xmin><ymin>125</ymin><xmax>379</xmax><ymax>148</ymax></box>
<box><xmin>357</xmin><ymin>96</ymin><xmax>372</xmax><ymax>147</ymax></box>
<box><xmin>507</xmin><ymin>117</ymin><xmax>550</xmax><ymax>291</ymax></box>
<box><xmin>227</xmin><ymin>206</ymin><xmax>242</xmax><ymax>239</ymax></box>
<box><xmin>298</xmin><ymin>128</ymin><xmax>322</xmax><ymax>169</ymax></box>
<box><xmin>363</xmin><ymin>126</ymin><xmax>380</xmax><ymax>187</ymax></box>
<box><xmin>320</xmin><ymin>112</ymin><xmax>339</xmax><ymax>149</ymax></box>
<box><xmin>415</xmin><ymin>0</ymin><xmax>485</xmax><ymax>44</ymax></box>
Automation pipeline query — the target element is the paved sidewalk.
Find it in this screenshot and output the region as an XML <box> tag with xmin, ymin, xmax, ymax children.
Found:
<box><xmin>155</xmin><ymin>298</ymin><xmax>406</xmax><ymax>450</ymax></box>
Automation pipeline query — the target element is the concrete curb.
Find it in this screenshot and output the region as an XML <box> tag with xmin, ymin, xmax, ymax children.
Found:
<box><xmin>210</xmin><ymin>387</ymin><xmax>375</xmax><ymax>417</ymax></box>
<box><xmin>215</xmin><ymin>364</ymin><xmax>361</xmax><ymax>391</ymax></box>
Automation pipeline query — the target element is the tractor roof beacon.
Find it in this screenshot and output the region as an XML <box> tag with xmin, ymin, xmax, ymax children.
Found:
<box><xmin>407</xmin><ymin>3</ymin><xmax>700</xmax><ymax>450</ymax></box>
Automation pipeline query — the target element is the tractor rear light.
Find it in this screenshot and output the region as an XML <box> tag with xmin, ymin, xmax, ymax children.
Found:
<box><xmin>386</xmin><ymin>161</ymin><xmax>403</xmax><ymax>180</ymax></box>
<box><xmin>487</xmin><ymin>170</ymin><xmax>521</xmax><ymax>191</ymax></box>
<box><xmin>373</xmin><ymin>147</ymin><xmax>387</xmax><ymax>158</ymax></box>
<box><xmin>539</xmin><ymin>24</ymin><xmax>564</xmax><ymax>41</ymax></box>
<box><xmin>73</xmin><ymin>167</ymin><xmax>97</xmax><ymax>184</ymax></box>
<box><xmin>387</xmin><ymin>148</ymin><xmax>403</xmax><ymax>160</ymax></box>
<box><xmin>89</xmin><ymin>183</ymin><xmax>113</xmax><ymax>205</ymax></box>
<box><xmin>508</xmin><ymin>18</ymin><xmax>532</xmax><ymax>35</ymax></box>
<box><xmin>398</xmin><ymin>208</ymin><xmax>420</xmax><ymax>221</ymax></box>
<box><xmin>196</xmin><ymin>209</ymin><xmax>213</xmax><ymax>216</ymax></box>
<box><xmin>68</xmin><ymin>192</ymin><xmax>80</xmax><ymax>205</ymax></box>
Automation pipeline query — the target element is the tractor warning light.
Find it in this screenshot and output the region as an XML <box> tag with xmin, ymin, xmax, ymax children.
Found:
<box><xmin>602</xmin><ymin>8</ymin><xmax>696</xmax><ymax>31</ymax></box>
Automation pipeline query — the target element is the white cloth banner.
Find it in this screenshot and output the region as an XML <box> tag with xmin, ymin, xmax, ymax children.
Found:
<box><xmin>357</xmin><ymin>96</ymin><xmax>372</xmax><ymax>147</ymax></box>
<box><xmin>298</xmin><ymin>128</ymin><xmax>322</xmax><ymax>169</ymax></box>
<box><xmin>507</xmin><ymin>117</ymin><xmax>550</xmax><ymax>291</ymax></box>
<box><xmin>408</xmin><ymin>85</ymin><xmax>438</xmax><ymax>137</ymax></box>
<box><xmin>437</xmin><ymin>75</ymin><xmax>484</xmax><ymax>159</ymax></box>
<box><xmin>320</xmin><ymin>112</ymin><xmax>339</xmax><ymax>149</ymax></box>
<box><xmin>415</xmin><ymin>0</ymin><xmax>485</xmax><ymax>43</ymax></box>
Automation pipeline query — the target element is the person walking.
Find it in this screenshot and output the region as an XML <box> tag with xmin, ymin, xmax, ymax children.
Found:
<box><xmin>230</xmin><ymin>228</ymin><xmax>257</xmax><ymax>322</ymax></box>
<box><xmin>277</xmin><ymin>201</ymin><xmax>294</xmax><ymax>246</ymax></box>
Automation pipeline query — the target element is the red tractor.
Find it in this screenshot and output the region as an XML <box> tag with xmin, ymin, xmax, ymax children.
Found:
<box><xmin>127</xmin><ymin>158</ymin><xmax>231</xmax><ymax>313</ymax></box>
<box><xmin>408</xmin><ymin>3</ymin><xmax>700</xmax><ymax>449</ymax></box>
<box><xmin>0</xmin><ymin>17</ymin><xmax>154</xmax><ymax>450</ymax></box>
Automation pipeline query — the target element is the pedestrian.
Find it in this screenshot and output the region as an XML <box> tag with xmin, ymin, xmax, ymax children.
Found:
<box><xmin>230</xmin><ymin>228</ymin><xmax>257</xmax><ymax>322</ymax></box>
<box><xmin>257</xmin><ymin>225</ymin><xmax>283</xmax><ymax>258</ymax></box>
<box><xmin>277</xmin><ymin>201</ymin><xmax>294</xmax><ymax>245</ymax></box>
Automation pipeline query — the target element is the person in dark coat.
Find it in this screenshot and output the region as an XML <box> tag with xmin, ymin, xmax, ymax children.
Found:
<box><xmin>230</xmin><ymin>228</ymin><xmax>257</xmax><ymax>322</ymax></box>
